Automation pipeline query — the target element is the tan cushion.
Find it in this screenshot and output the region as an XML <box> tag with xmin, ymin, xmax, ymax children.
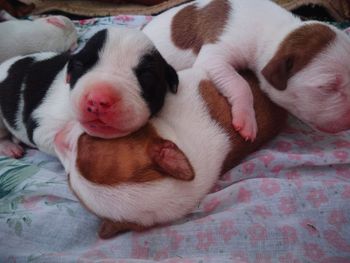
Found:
<box><xmin>20</xmin><ymin>0</ymin><xmax>350</xmax><ymax>22</ymax></box>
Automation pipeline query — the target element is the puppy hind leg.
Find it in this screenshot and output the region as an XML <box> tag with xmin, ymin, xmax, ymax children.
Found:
<box><xmin>0</xmin><ymin>120</ymin><xmax>24</xmax><ymax>158</ymax></box>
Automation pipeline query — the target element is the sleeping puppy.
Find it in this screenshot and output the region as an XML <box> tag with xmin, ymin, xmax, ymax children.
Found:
<box><xmin>0</xmin><ymin>27</ymin><xmax>178</xmax><ymax>157</ymax></box>
<box><xmin>0</xmin><ymin>16</ymin><xmax>77</xmax><ymax>63</ymax></box>
<box><xmin>143</xmin><ymin>0</ymin><xmax>350</xmax><ymax>137</ymax></box>
<box><xmin>54</xmin><ymin>68</ymin><xmax>287</xmax><ymax>239</ymax></box>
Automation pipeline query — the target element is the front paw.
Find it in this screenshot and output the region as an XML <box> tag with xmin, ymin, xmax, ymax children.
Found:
<box><xmin>232</xmin><ymin>105</ymin><xmax>258</xmax><ymax>142</ymax></box>
<box><xmin>0</xmin><ymin>140</ymin><xmax>24</xmax><ymax>158</ymax></box>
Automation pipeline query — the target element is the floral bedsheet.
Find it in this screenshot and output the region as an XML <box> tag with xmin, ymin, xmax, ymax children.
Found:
<box><xmin>1</xmin><ymin>15</ymin><xmax>350</xmax><ymax>262</ymax></box>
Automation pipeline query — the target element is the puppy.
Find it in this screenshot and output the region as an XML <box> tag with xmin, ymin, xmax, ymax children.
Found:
<box><xmin>143</xmin><ymin>0</ymin><xmax>350</xmax><ymax>136</ymax></box>
<box><xmin>0</xmin><ymin>27</ymin><xmax>178</xmax><ymax>157</ymax></box>
<box><xmin>0</xmin><ymin>16</ymin><xmax>77</xmax><ymax>63</ymax></box>
<box><xmin>54</xmin><ymin>68</ymin><xmax>287</xmax><ymax>238</ymax></box>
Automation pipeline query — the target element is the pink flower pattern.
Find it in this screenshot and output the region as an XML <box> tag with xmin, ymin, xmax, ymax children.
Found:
<box><xmin>219</xmin><ymin>220</ymin><xmax>238</xmax><ymax>243</ymax></box>
<box><xmin>275</xmin><ymin>141</ymin><xmax>292</xmax><ymax>152</ymax></box>
<box><xmin>258</xmin><ymin>153</ymin><xmax>275</xmax><ymax>166</ymax></box>
<box><xmin>342</xmin><ymin>185</ymin><xmax>350</xmax><ymax>199</ymax></box>
<box><xmin>254</xmin><ymin>205</ymin><xmax>272</xmax><ymax>218</ymax></box>
<box><xmin>306</xmin><ymin>189</ymin><xmax>328</xmax><ymax>208</ymax></box>
<box><xmin>248</xmin><ymin>224</ymin><xmax>268</xmax><ymax>245</ymax></box>
<box><xmin>328</xmin><ymin>210</ymin><xmax>347</xmax><ymax>229</ymax></box>
<box><xmin>260</xmin><ymin>179</ymin><xmax>281</xmax><ymax>196</ymax></box>
<box><xmin>279</xmin><ymin>197</ymin><xmax>297</xmax><ymax>215</ymax></box>
<box><xmin>324</xmin><ymin>230</ymin><xmax>350</xmax><ymax>252</ymax></box>
<box><xmin>242</xmin><ymin>161</ymin><xmax>255</xmax><ymax>175</ymax></box>
<box><xmin>203</xmin><ymin>197</ymin><xmax>221</xmax><ymax>213</ymax></box>
<box><xmin>333</xmin><ymin>150</ymin><xmax>349</xmax><ymax>162</ymax></box>
<box><xmin>332</xmin><ymin>139</ymin><xmax>350</xmax><ymax>147</ymax></box>
<box><xmin>237</xmin><ymin>187</ymin><xmax>252</xmax><ymax>203</ymax></box>
<box><xmin>279</xmin><ymin>226</ymin><xmax>298</xmax><ymax>245</ymax></box>
<box><xmin>196</xmin><ymin>230</ymin><xmax>214</xmax><ymax>251</ymax></box>
<box><xmin>304</xmin><ymin>243</ymin><xmax>325</xmax><ymax>261</ymax></box>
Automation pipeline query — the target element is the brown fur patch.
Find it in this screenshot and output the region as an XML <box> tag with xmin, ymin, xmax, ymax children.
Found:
<box><xmin>99</xmin><ymin>219</ymin><xmax>147</xmax><ymax>239</ymax></box>
<box><xmin>262</xmin><ymin>23</ymin><xmax>336</xmax><ymax>90</ymax></box>
<box><xmin>76</xmin><ymin>124</ymin><xmax>194</xmax><ymax>185</ymax></box>
<box><xmin>171</xmin><ymin>0</ymin><xmax>231</xmax><ymax>54</ymax></box>
<box><xmin>77</xmin><ymin>124</ymin><xmax>164</xmax><ymax>185</ymax></box>
<box><xmin>199</xmin><ymin>70</ymin><xmax>287</xmax><ymax>174</ymax></box>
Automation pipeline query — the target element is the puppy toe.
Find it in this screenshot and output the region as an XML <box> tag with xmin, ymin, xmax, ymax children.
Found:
<box><xmin>0</xmin><ymin>140</ymin><xmax>24</xmax><ymax>158</ymax></box>
<box><xmin>232</xmin><ymin>108</ymin><xmax>258</xmax><ymax>142</ymax></box>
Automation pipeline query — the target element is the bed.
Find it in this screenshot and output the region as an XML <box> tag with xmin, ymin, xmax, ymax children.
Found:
<box><xmin>1</xmin><ymin>15</ymin><xmax>350</xmax><ymax>262</ymax></box>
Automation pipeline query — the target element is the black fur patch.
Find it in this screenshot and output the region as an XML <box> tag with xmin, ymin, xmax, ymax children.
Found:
<box><xmin>0</xmin><ymin>57</ymin><xmax>34</xmax><ymax>129</ymax></box>
<box><xmin>68</xmin><ymin>29</ymin><xmax>107</xmax><ymax>89</ymax></box>
<box><xmin>134</xmin><ymin>49</ymin><xmax>178</xmax><ymax>115</ymax></box>
<box><xmin>23</xmin><ymin>53</ymin><xmax>69</xmax><ymax>143</ymax></box>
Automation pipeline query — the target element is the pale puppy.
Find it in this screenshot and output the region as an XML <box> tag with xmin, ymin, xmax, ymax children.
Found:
<box><xmin>0</xmin><ymin>16</ymin><xmax>77</xmax><ymax>63</ymax></box>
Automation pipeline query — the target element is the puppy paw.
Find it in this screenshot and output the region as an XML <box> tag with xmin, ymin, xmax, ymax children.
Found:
<box><xmin>232</xmin><ymin>105</ymin><xmax>258</xmax><ymax>142</ymax></box>
<box><xmin>99</xmin><ymin>219</ymin><xmax>146</xmax><ymax>239</ymax></box>
<box><xmin>0</xmin><ymin>140</ymin><xmax>24</xmax><ymax>158</ymax></box>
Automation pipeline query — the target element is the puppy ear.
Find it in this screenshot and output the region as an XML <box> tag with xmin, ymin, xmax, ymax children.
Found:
<box><xmin>262</xmin><ymin>24</ymin><xmax>336</xmax><ymax>91</ymax></box>
<box><xmin>66</xmin><ymin>57</ymin><xmax>84</xmax><ymax>86</ymax></box>
<box><xmin>261</xmin><ymin>54</ymin><xmax>294</xmax><ymax>91</ymax></box>
<box><xmin>165</xmin><ymin>63</ymin><xmax>179</xmax><ymax>93</ymax></box>
<box><xmin>99</xmin><ymin>219</ymin><xmax>146</xmax><ymax>239</ymax></box>
<box><xmin>149</xmin><ymin>139</ymin><xmax>195</xmax><ymax>181</ymax></box>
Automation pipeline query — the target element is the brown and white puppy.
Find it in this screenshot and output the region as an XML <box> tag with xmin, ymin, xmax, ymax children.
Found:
<box><xmin>54</xmin><ymin>68</ymin><xmax>287</xmax><ymax>238</ymax></box>
<box><xmin>143</xmin><ymin>0</ymin><xmax>350</xmax><ymax>136</ymax></box>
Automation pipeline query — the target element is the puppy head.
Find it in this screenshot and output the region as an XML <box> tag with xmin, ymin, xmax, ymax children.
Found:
<box><xmin>34</xmin><ymin>16</ymin><xmax>78</xmax><ymax>52</ymax></box>
<box><xmin>262</xmin><ymin>23</ymin><xmax>350</xmax><ymax>133</ymax></box>
<box><xmin>67</xmin><ymin>28</ymin><xmax>178</xmax><ymax>139</ymax></box>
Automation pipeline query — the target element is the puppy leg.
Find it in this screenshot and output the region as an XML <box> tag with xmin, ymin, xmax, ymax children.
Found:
<box><xmin>194</xmin><ymin>46</ymin><xmax>257</xmax><ymax>141</ymax></box>
<box><xmin>99</xmin><ymin>219</ymin><xmax>147</xmax><ymax>239</ymax></box>
<box><xmin>0</xmin><ymin>120</ymin><xmax>23</xmax><ymax>158</ymax></box>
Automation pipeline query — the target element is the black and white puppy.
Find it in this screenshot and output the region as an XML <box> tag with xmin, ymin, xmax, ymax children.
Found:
<box><xmin>0</xmin><ymin>27</ymin><xmax>178</xmax><ymax>157</ymax></box>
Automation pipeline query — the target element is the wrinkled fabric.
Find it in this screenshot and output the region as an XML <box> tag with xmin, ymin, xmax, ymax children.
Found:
<box><xmin>0</xmin><ymin>16</ymin><xmax>350</xmax><ymax>263</ymax></box>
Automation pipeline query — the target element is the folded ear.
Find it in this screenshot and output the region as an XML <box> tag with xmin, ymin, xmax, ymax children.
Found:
<box><xmin>261</xmin><ymin>54</ymin><xmax>294</xmax><ymax>91</ymax></box>
<box><xmin>165</xmin><ymin>63</ymin><xmax>179</xmax><ymax>93</ymax></box>
<box><xmin>149</xmin><ymin>139</ymin><xmax>195</xmax><ymax>181</ymax></box>
<box><xmin>99</xmin><ymin>219</ymin><xmax>146</xmax><ymax>239</ymax></box>
<box><xmin>261</xmin><ymin>24</ymin><xmax>336</xmax><ymax>91</ymax></box>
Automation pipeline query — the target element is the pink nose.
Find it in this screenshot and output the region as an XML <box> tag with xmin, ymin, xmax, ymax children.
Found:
<box><xmin>84</xmin><ymin>86</ymin><xmax>119</xmax><ymax>115</ymax></box>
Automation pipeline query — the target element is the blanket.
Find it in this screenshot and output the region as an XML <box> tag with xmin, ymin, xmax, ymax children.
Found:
<box><xmin>1</xmin><ymin>16</ymin><xmax>350</xmax><ymax>262</ymax></box>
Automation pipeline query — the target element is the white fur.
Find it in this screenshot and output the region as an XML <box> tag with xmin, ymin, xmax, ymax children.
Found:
<box><xmin>70</xmin><ymin>27</ymin><xmax>154</xmax><ymax>138</ymax></box>
<box><xmin>0</xmin><ymin>52</ymin><xmax>71</xmax><ymax>155</ymax></box>
<box><xmin>143</xmin><ymin>0</ymin><xmax>350</xmax><ymax>134</ymax></box>
<box><xmin>56</xmin><ymin>68</ymin><xmax>232</xmax><ymax>226</ymax></box>
<box><xmin>0</xmin><ymin>28</ymin><xmax>160</xmax><ymax>156</ymax></box>
<box><xmin>0</xmin><ymin>16</ymin><xmax>77</xmax><ymax>64</ymax></box>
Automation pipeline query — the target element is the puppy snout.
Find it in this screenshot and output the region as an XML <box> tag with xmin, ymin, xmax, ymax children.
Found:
<box><xmin>83</xmin><ymin>86</ymin><xmax>120</xmax><ymax>116</ymax></box>
<box><xmin>86</xmin><ymin>96</ymin><xmax>113</xmax><ymax>114</ymax></box>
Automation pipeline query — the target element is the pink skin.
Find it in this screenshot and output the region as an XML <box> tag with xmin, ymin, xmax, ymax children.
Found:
<box><xmin>54</xmin><ymin>121</ymin><xmax>75</xmax><ymax>158</ymax></box>
<box><xmin>44</xmin><ymin>17</ymin><xmax>78</xmax><ymax>52</ymax></box>
<box><xmin>313</xmin><ymin>77</ymin><xmax>350</xmax><ymax>133</ymax></box>
<box><xmin>45</xmin><ymin>17</ymin><xmax>67</xmax><ymax>29</ymax></box>
<box><xmin>315</xmin><ymin>114</ymin><xmax>350</xmax><ymax>134</ymax></box>
<box><xmin>78</xmin><ymin>84</ymin><xmax>133</xmax><ymax>138</ymax></box>
<box><xmin>0</xmin><ymin>140</ymin><xmax>24</xmax><ymax>158</ymax></box>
